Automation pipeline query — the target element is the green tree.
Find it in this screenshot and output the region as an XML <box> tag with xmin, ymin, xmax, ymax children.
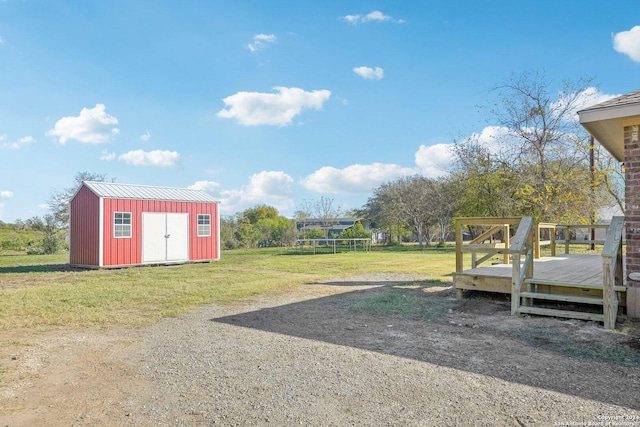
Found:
<box><xmin>452</xmin><ymin>70</ymin><xmax>621</xmax><ymax>223</ymax></box>
<box><xmin>222</xmin><ymin>205</ymin><xmax>297</xmax><ymax>248</ymax></box>
<box><xmin>339</xmin><ymin>221</ymin><xmax>372</xmax><ymax>239</ymax></box>
<box><xmin>365</xmin><ymin>180</ymin><xmax>413</xmax><ymax>244</ymax></box>
<box><xmin>41</xmin><ymin>214</ymin><xmax>61</xmax><ymax>254</ymax></box>
<box><xmin>450</xmin><ymin>139</ymin><xmax>519</xmax><ymax>218</ymax></box>
<box><xmin>243</xmin><ymin>205</ymin><xmax>279</xmax><ymax>224</ymax></box>
<box><xmin>220</xmin><ymin>214</ymin><xmax>242</xmax><ymax>249</ymax></box>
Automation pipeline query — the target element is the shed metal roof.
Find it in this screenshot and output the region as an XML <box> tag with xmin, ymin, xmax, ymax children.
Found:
<box><xmin>82</xmin><ymin>181</ymin><xmax>219</xmax><ymax>203</ymax></box>
<box><xmin>578</xmin><ymin>88</ymin><xmax>640</xmax><ymax>162</ymax></box>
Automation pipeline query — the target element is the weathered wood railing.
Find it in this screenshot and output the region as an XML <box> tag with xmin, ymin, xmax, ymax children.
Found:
<box><xmin>601</xmin><ymin>216</ymin><xmax>624</xmax><ymax>330</ymax></box>
<box><xmin>510</xmin><ymin>217</ymin><xmax>535</xmax><ymax>315</ymax></box>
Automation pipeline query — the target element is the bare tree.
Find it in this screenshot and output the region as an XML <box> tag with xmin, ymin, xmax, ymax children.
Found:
<box><xmin>294</xmin><ymin>200</ymin><xmax>315</xmax><ymax>238</ymax></box>
<box><xmin>312</xmin><ymin>196</ymin><xmax>342</xmax><ymax>239</ymax></box>
<box><xmin>431</xmin><ymin>176</ymin><xmax>461</xmax><ymax>245</ymax></box>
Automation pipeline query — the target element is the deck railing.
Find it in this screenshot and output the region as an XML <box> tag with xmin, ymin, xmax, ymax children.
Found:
<box><xmin>454</xmin><ymin>217</ymin><xmax>523</xmax><ymax>272</ymax></box>
<box><xmin>601</xmin><ymin>216</ymin><xmax>624</xmax><ymax>329</ymax></box>
<box><xmin>555</xmin><ymin>224</ymin><xmax>610</xmax><ymax>253</ymax></box>
<box><xmin>510</xmin><ymin>217</ymin><xmax>534</xmax><ymax>315</ymax></box>
<box><xmin>535</xmin><ymin>223</ymin><xmax>556</xmax><ymax>258</ymax></box>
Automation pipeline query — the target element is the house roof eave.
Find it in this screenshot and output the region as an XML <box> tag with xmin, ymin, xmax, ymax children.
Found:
<box><xmin>578</xmin><ymin>102</ymin><xmax>640</xmax><ymax>163</ymax></box>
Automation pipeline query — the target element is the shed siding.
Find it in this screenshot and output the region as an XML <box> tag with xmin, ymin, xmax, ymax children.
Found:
<box><xmin>189</xmin><ymin>202</ymin><xmax>220</xmax><ymax>261</ymax></box>
<box><xmin>101</xmin><ymin>197</ymin><xmax>219</xmax><ymax>267</ymax></box>
<box><xmin>69</xmin><ymin>186</ymin><xmax>100</xmax><ymax>266</ymax></box>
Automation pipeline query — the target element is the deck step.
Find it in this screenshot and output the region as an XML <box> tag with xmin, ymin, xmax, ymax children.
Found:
<box><xmin>519</xmin><ymin>292</ymin><xmax>603</xmax><ymax>305</ymax></box>
<box><xmin>523</xmin><ymin>278</ymin><xmax>626</xmax><ymax>292</ymax></box>
<box><xmin>518</xmin><ymin>306</ymin><xmax>604</xmax><ymax>322</ymax></box>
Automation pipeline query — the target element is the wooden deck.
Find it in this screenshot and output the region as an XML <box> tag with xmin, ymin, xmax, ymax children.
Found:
<box><xmin>453</xmin><ymin>216</ymin><xmax>626</xmax><ymax>328</ymax></box>
<box><xmin>453</xmin><ymin>254</ymin><xmax>626</xmax><ymax>305</ymax></box>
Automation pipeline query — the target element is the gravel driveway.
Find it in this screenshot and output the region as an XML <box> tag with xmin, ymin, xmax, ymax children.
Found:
<box><xmin>2</xmin><ymin>274</ymin><xmax>640</xmax><ymax>426</ymax></box>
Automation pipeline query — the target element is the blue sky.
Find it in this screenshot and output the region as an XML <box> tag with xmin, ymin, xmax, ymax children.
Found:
<box><xmin>1</xmin><ymin>1</ymin><xmax>639</xmax><ymax>222</ymax></box>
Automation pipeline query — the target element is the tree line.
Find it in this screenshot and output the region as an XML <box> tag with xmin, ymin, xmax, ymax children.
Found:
<box><xmin>355</xmin><ymin>71</ymin><xmax>623</xmax><ymax>245</ymax></box>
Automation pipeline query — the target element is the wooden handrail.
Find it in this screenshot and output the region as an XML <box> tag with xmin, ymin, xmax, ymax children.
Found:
<box><xmin>601</xmin><ymin>216</ymin><xmax>624</xmax><ymax>330</ymax></box>
<box><xmin>510</xmin><ymin>217</ymin><xmax>534</xmax><ymax>315</ymax></box>
<box><xmin>455</xmin><ymin>218</ymin><xmax>517</xmax><ymax>272</ymax></box>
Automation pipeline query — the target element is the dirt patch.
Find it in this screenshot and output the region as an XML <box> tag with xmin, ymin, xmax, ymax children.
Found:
<box><xmin>1</xmin><ymin>274</ymin><xmax>639</xmax><ymax>426</ymax></box>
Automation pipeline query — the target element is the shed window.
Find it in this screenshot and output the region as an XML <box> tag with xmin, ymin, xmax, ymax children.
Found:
<box><xmin>197</xmin><ymin>214</ymin><xmax>211</xmax><ymax>237</ymax></box>
<box><xmin>114</xmin><ymin>212</ymin><xmax>132</xmax><ymax>238</ymax></box>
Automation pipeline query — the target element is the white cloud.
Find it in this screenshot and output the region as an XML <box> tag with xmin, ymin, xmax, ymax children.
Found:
<box><xmin>458</xmin><ymin>126</ymin><xmax>513</xmax><ymax>155</ymax></box>
<box><xmin>341</xmin><ymin>10</ymin><xmax>404</xmax><ymax>25</ymax></box>
<box><xmin>190</xmin><ymin>171</ymin><xmax>295</xmax><ymax>214</ymax></box>
<box><xmin>1</xmin><ymin>135</ymin><xmax>35</xmax><ymax>150</ymax></box>
<box><xmin>100</xmin><ymin>149</ymin><xmax>115</xmax><ymax>161</ymax></box>
<box><xmin>301</xmin><ymin>163</ymin><xmax>418</xmax><ymax>194</ymax></box>
<box><xmin>0</xmin><ymin>36</ymin><xmax>4</xmax><ymax>45</ymax></box>
<box><xmin>353</xmin><ymin>66</ymin><xmax>384</xmax><ymax>80</ymax></box>
<box><xmin>140</xmin><ymin>131</ymin><xmax>151</xmax><ymax>142</ymax></box>
<box><xmin>248</xmin><ymin>33</ymin><xmax>277</xmax><ymax>52</ymax></box>
<box><xmin>246</xmin><ymin>171</ymin><xmax>294</xmax><ymax>198</ymax></box>
<box><xmin>472</xmin><ymin>125</ymin><xmax>512</xmax><ymax>146</ymax></box>
<box><xmin>553</xmin><ymin>87</ymin><xmax>620</xmax><ymax>121</ymax></box>
<box><xmin>217</xmin><ymin>87</ymin><xmax>331</xmax><ymax>127</ymax></box>
<box><xmin>38</xmin><ymin>203</ymin><xmax>50</xmax><ymax>210</ymax></box>
<box><xmin>414</xmin><ymin>143</ymin><xmax>456</xmax><ymax>177</ymax></box>
<box><xmin>613</xmin><ymin>26</ymin><xmax>640</xmax><ymax>62</ymax></box>
<box><xmin>118</xmin><ymin>149</ymin><xmax>180</xmax><ymax>167</ymax></box>
<box><xmin>46</xmin><ymin>104</ymin><xmax>119</xmax><ymax>144</ymax></box>
<box><xmin>188</xmin><ymin>180</ymin><xmax>221</xmax><ymax>193</ymax></box>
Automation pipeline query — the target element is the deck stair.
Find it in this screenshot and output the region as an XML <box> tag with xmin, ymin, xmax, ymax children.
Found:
<box><xmin>510</xmin><ymin>216</ymin><xmax>626</xmax><ymax>329</ymax></box>
<box><xmin>454</xmin><ymin>215</ymin><xmax>626</xmax><ymax>329</ymax></box>
<box><xmin>516</xmin><ymin>278</ymin><xmax>627</xmax><ymax>323</ymax></box>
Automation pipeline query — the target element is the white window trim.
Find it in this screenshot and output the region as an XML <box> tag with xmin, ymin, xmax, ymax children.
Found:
<box><xmin>197</xmin><ymin>214</ymin><xmax>211</xmax><ymax>237</ymax></box>
<box><xmin>114</xmin><ymin>212</ymin><xmax>132</xmax><ymax>239</ymax></box>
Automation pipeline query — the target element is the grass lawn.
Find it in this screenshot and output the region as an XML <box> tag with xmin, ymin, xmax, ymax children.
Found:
<box><xmin>0</xmin><ymin>246</ymin><xmax>455</xmax><ymax>332</ymax></box>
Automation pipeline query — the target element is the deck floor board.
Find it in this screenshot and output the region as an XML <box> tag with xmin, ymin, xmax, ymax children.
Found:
<box><xmin>459</xmin><ymin>254</ymin><xmax>603</xmax><ymax>287</ymax></box>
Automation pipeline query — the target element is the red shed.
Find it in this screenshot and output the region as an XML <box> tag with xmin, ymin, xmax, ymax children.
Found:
<box><xmin>69</xmin><ymin>181</ymin><xmax>220</xmax><ymax>268</ymax></box>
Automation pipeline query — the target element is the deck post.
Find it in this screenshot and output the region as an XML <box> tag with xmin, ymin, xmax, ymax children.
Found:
<box><xmin>524</xmin><ymin>229</ymin><xmax>534</xmax><ymax>307</ymax></box>
<box><xmin>511</xmin><ymin>251</ymin><xmax>521</xmax><ymax>315</ymax></box>
<box><xmin>602</xmin><ymin>216</ymin><xmax>624</xmax><ymax>329</ymax></box>
<box><xmin>602</xmin><ymin>257</ymin><xmax>617</xmax><ymax>330</ymax></box>
<box><xmin>503</xmin><ymin>225</ymin><xmax>510</xmax><ymax>264</ymax></box>
<box><xmin>455</xmin><ymin>220</ymin><xmax>463</xmax><ymax>273</ymax></box>
<box><xmin>455</xmin><ymin>219</ymin><xmax>463</xmax><ymax>298</ymax></box>
<box><xmin>534</xmin><ymin>223</ymin><xmax>540</xmax><ymax>260</ymax></box>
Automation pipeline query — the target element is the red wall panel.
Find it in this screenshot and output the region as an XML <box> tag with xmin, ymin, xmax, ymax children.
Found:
<box><xmin>69</xmin><ymin>186</ymin><xmax>100</xmax><ymax>266</ymax></box>
<box><xmin>101</xmin><ymin>197</ymin><xmax>219</xmax><ymax>267</ymax></box>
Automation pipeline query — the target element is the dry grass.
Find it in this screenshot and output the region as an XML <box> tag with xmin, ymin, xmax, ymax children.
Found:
<box><xmin>0</xmin><ymin>246</ymin><xmax>456</xmax><ymax>331</ymax></box>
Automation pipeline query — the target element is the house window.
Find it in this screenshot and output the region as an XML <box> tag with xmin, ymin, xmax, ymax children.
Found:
<box><xmin>114</xmin><ymin>212</ymin><xmax>132</xmax><ymax>238</ymax></box>
<box><xmin>197</xmin><ymin>214</ymin><xmax>211</xmax><ymax>237</ymax></box>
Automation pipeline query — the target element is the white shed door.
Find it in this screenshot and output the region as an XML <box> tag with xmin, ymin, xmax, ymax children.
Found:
<box><xmin>166</xmin><ymin>213</ymin><xmax>189</xmax><ymax>261</ymax></box>
<box><xmin>142</xmin><ymin>213</ymin><xmax>189</xmax><ymax>263</ymax></box>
